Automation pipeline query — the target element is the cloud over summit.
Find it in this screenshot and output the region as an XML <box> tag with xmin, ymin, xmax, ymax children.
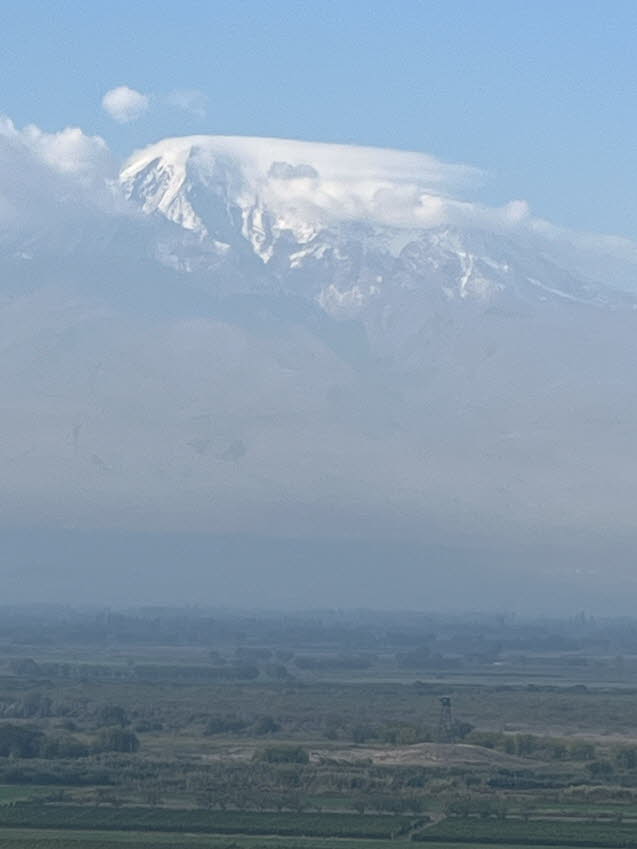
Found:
<box><xmin>1</xmin><ymin>113</ymin><xmax>636</xmax><ymax>292</ymax></box>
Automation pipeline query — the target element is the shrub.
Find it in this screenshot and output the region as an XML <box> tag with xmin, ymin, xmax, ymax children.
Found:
<box><xmin>256</xmin><ymin>745</ymin><xmax>309</xmax><ymax>764</ymax></box>
<box><xmin>204</xmin><ymin>715</ymin><xmax>248</xmax><ymax>735</ymax></box>
<box><xmin>252</xmin><ymin>716</ymin><xmax>281</xmax><ymax>735</ymax></box>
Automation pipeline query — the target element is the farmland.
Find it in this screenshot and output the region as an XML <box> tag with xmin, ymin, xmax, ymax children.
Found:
<box><xmin>0</xmin><ymin>608</ymin><xmax>637</xmax><ymax>846</ymax></box>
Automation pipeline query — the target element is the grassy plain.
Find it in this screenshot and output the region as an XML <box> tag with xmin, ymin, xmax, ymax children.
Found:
<box><xmin>0</xmin><ymin>609</ymin><xmax>637</xmax><ymax>846</ymax></box>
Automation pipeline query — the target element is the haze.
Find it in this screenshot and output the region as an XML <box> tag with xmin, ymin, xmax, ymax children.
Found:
<box><xmin>1</xmin><ymin>2</ymin><xmax>637</xmax><ymax>614</ymax></box>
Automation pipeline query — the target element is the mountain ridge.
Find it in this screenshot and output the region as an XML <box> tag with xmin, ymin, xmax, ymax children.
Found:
<box><xmin>119</xmin><ymin>134</ymin><xmax>637</xmax><ymax>330</ymax></box>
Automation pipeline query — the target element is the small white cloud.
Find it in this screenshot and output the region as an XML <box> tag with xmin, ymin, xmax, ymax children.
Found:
<box><xmin>102</xmin><ymin>86</ymin><xmax>150</xmax><ymax>124</ymax></box>
<box><xmin>165</xmin><ymin>89</ymin><xmax>207</xmax><ymax>119</ymax></box>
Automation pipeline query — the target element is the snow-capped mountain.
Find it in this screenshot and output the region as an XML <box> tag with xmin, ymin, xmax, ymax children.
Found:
<box><xmin>119</xmin><ymin>135</ymin><xmax>637</xmax><ymax>335</ymax></box>
<box><xmin>3</xmin><ymin>126</ymin><xmax>637</xmax><ymax>579</ymax></box>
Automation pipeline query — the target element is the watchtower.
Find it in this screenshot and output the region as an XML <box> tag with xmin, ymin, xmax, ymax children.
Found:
<box><xmin>437</xmin><ymin>696</ymin><xmax>454</xmax><ymax>743</ymax></box>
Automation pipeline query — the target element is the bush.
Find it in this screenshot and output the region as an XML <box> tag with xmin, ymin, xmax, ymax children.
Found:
<box><xmin>352</xmin><ymin>724</ymin><xmax>375</xmax><ymax>744</ymax></box>
<box><xmin>252</xmin><ymin>716</ymin><xmax>281</xmax><ymax>735</ymax></box>
<box><xmin>204</xmin><ymin>715</ymin><xmax>249</xmax><ymax>735</ymax></box>
<box><xmin>256</xmin><ymin>745</ymin><xmax>309</xmax><ymax>764</ymax></box>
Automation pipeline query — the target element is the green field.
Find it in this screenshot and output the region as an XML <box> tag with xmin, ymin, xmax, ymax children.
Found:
<box><xmin>0</xmin><ymin>609</ymin><xmax>637</xmax><ymax>847</ymax></box>
<box><xmin>0</xmin><ymin>805</ymin><xmax>420</xmax><ymax>839</ymax></box>
<box><xmin>416</xmin><ymin>818</ymin><xmax>637</xmax><ymax>847</ymax></box>
<box><xmin>0</xmin><ymin>834</ymin><xmax>634</xmax><ymax>849</ymax></box>
<box><xmin>0</xmin><ymin>787</ymin><xmax>64</xmax><ymax>804</ymax></box>
<box><xmin>0</xmin><ymin>831</ymin><xmax>414</xmax><ymax>849</ymax></box>
<box><xmin>0</xmin><ymin>835</ymin><xmax>620</xmax><ymax>849</ymax></box>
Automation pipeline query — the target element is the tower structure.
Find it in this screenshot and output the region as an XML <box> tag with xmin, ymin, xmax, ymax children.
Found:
<box><xmin>437</xmin><ymin>696</ymin><xmax>454</xmax><ymax>743</ymax></box>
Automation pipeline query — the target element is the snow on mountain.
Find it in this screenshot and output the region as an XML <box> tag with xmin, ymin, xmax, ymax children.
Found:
<box><xmin>119</xmin><ymin>134</ymin><xmax>480</xmax><ymax>233</ymax></box>
<box><xmin>120</xmin><ymin>135</ymin><xmax>637</xmax><ymax>329</ymax></box>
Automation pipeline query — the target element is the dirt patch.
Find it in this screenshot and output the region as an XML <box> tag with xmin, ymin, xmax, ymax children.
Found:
<box><xmin>199</xmin><ymin>740</ymin><xmax>529</xmax><ymax>768</ymax></box>
<box><xmin>313</xmin><ymin>741</ymin><xmax>530</xmax><ymax>767</ymax></box>
<box><xmin>202</xmin><ymin>744</ymin><xmax>257</xmax><ymax>762</ymax></box>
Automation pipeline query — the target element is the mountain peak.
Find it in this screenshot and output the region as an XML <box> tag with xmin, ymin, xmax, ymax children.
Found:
<box><xmin>118</xmin><ymin>135</ymin><xmax>634</xmax><ymax>316</ymax></box>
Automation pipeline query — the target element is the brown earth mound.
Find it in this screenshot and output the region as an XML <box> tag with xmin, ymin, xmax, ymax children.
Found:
<box><xmin>313</xmin><ymin>741</ymin><xmax>530</xmax><ymax>767</ymax></box>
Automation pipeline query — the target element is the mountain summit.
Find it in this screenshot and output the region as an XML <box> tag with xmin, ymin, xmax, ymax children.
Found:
<box><xmin>119</xmin><ymin>135</ymin><xmax>636</xmax><ymax>331</ymax></box>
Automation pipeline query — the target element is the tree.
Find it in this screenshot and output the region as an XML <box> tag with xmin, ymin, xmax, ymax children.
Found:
<box><xmin>41</xmin><ymin>734</ymin><xmax>88</xmax><ymax>759</ymax></box>
<box><xmin>141</xmin><ymin>787</ymin><xmax>162</xmax><ymax>805</ymax></box>
<box><xmin>352</xmin><ymin>796</ymin><xmax>368</xmax><ymax>814</ymax></box>
<box><xmin>95</xmin><ymin>727</ymin><xmax>140</xmax><ymax>753</ymax></box>
<box><xmin>569</xmin><ymin>741</ymin><xmax>595</xmax><ymax>761</ymax></box>
<box><xmin>97</xmin><ymin>704</ymin><xmax>129</xmax><ymax>727</ymax></box>
<box><xmin>0</xmin><ymin>724</ymin><xmax>44</xmax><ymax>758</ymax></box>
<box><xmin>615</xmin><ymin>746</ymin><xmax>637</xmax><ymax>771</ymax></box>
<box><xmin>252</xmin><ymin>715</ymin><xmax>280</xmax><ymax>735</ymax></box>
<box><xmin>586</xmin><ymin>760</ymin><xmax>614</xmax><ymax>779</ymax></box>
<box><xmin>20</xmin><ymin>692</ymin><xmax>52</xmax><ymax>718</ymax></box>
<box><xmin>352</xmin><ymin>724</ymin><xmax>375</xmax><ymax>744</ymax></box>
<box><xmin>205</xmin><ymin>714</ymin><xmax>248</xmax><ymax>735</ymax></box>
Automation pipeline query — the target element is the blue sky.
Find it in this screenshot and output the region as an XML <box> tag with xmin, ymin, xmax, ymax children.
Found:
<box><xmin>2</xmin><ymin>0</ymin><xmax>636</xmax><ymax>238</ymax></box>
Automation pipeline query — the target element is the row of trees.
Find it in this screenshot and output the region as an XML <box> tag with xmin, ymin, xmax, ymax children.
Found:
<box><xmin>0</xmin><ymin>723</ymin><xmax>139</xmax><ymax>759</ymax></box>
<box><xmin>466</xmin><ymin>730</ymin><xmax>597</xmax><ymax>761</ymax></box>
